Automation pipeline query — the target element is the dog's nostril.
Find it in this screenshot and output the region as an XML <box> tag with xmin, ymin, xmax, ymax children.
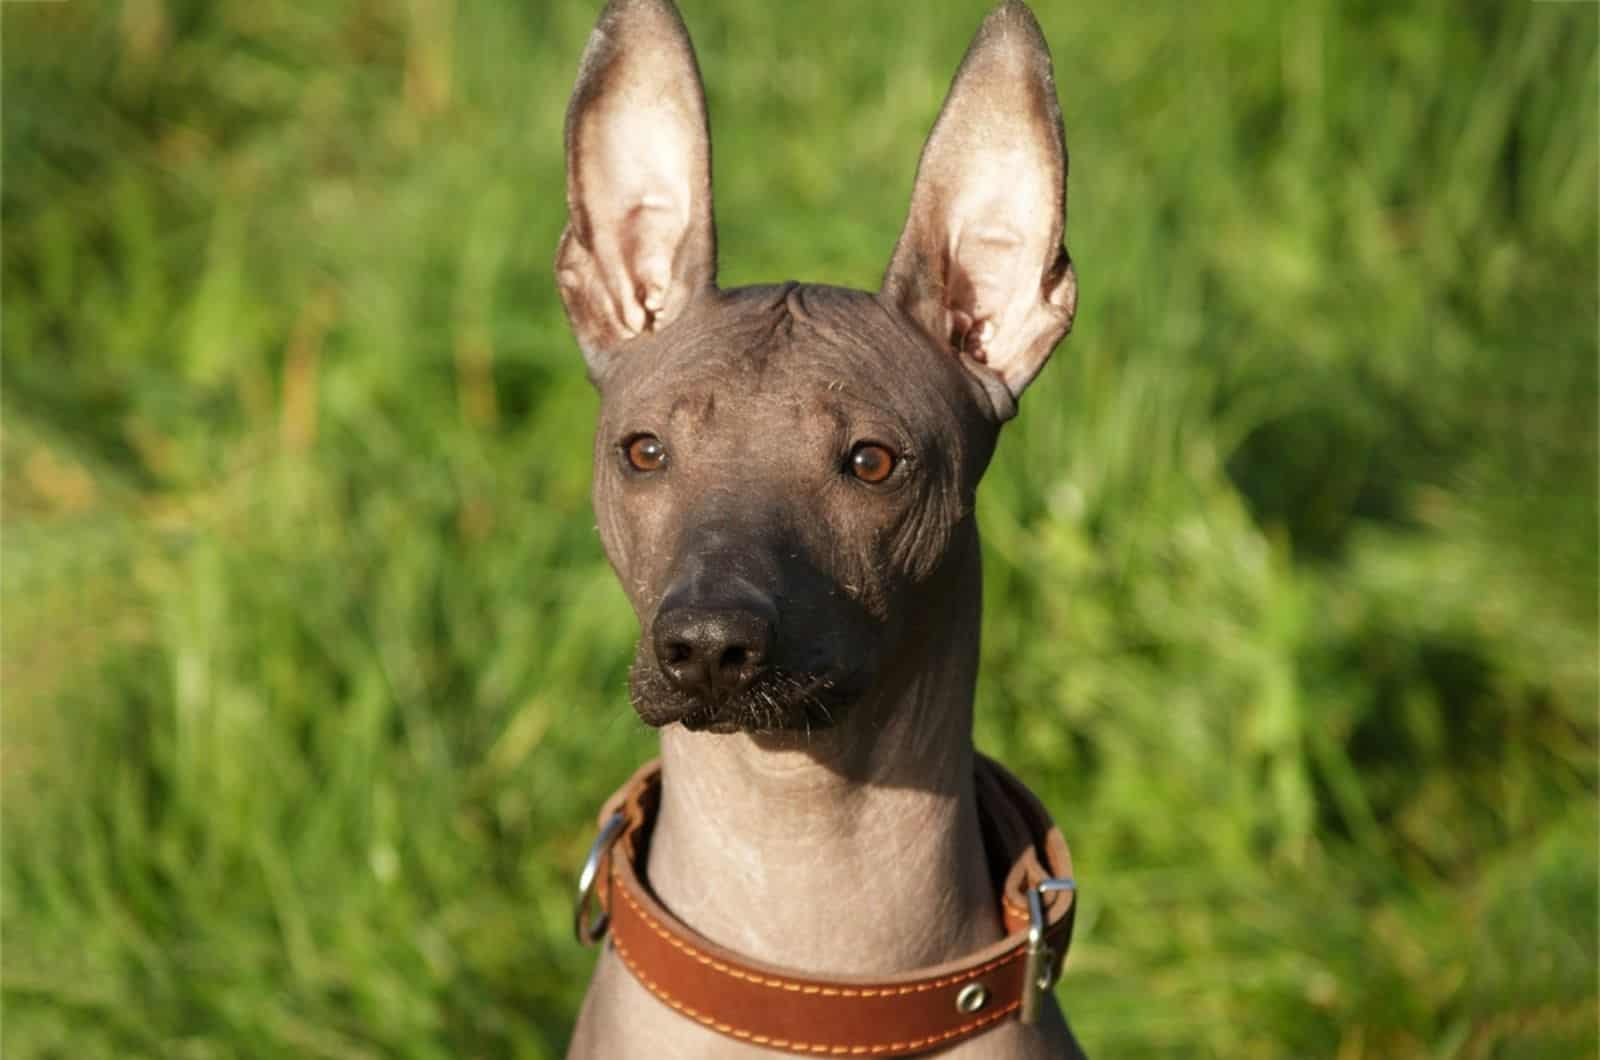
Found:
<box><xmin>719</xmin><ymin>645</ymin><xmax>748</xmax><ymax>672</ymax></box>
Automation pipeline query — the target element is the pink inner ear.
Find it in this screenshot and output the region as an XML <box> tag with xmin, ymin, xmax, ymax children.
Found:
<box><xmin>558</xmin><ymin>0</ymin><xmax>717</xmax><ymax>362</ymax></box>
<box><xmin>941</xmin><ymin>139</ymin><xmax>1056</xmax><ymax>360</ymax></box>
<box><xmin>948</xmin><ymin>308</ymin><xmax>992</xmax><ymax>362</ymax></box>
<box><xmin>621</xmin><ymin>198</ymin><xmax>686</xmax><ymax>327</ymax></box>
<box><xmin>579</xmin><ymin>96</ymin><xmax>699</xmax><ymax>338</ymax></box>
<box><xmin>947</xmin><ymin>221</ymin><xmax>1032</xmax><ymax>362</ymax></box>
<box><xmin>879</xmin><ymin>3</ymin><xmax>1074</xmax><ymax>403</ymax></box>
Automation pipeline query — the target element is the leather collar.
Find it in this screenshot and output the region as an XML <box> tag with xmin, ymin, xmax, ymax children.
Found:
<box><xmin>575</xmin><ymin>755</ymin><xmax>1077</xmax><ymax>1056</ymax></box>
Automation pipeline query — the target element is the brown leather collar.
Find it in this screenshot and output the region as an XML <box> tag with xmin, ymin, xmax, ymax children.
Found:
<box><xmin>575</xmin><ymin>756</ymin><xmax>1077</xmax><ymax>1056</ymax></box>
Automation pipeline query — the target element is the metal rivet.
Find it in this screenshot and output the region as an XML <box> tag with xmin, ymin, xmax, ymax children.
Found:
<box><xmin>955</xmin><ymin>982</ymin><xmax>989</xmax><ymax>1013</ymax></box>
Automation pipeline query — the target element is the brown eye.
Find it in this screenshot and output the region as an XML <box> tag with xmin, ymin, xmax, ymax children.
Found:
<box><xmin>848</xmin><ymin>442</ymin><xmax>897</xmax><ymax>484</ymax></box>
<box><xmin>625</xmin><ymin>434</ymin><xmax>666</xmax><ymax>472</ymax></box>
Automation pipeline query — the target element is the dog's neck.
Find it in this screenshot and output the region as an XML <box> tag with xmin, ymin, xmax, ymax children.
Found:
<box><xmin>646</xmin><ymin>525</ymin><xmax>1002</xmax><ymax>975</ymax></box>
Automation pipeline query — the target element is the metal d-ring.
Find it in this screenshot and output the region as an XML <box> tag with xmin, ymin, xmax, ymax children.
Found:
<box><xmin>574</xmin><ymin>811</ymin><xmax>627</xmax><ymax>944</ymax></box>
<box><xmin>1019</xmin><ymin>877</ymin><xmax>1076</xmax><ymax>1024</ymax></box>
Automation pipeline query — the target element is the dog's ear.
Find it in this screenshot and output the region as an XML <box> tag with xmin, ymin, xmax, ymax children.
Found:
<box><xmin>881</xmin><ymin>1</ymin><xmax>1076</xmax><ymax>420</ymax></box>
<box><xmin>556</xmin><ymin>0</ymin><xmax>717</xmax><ymax>379</ymax></box>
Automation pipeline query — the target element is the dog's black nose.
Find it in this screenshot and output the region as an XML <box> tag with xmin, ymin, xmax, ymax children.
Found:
<box><xmin>653</xmin><ymin>606</ymin><xmax>774</xmax><ymax>702</ymax></box>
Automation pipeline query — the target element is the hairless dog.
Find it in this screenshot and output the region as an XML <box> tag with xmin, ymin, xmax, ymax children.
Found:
<box><xmin>558</xmin><ymin>2</ymin><xmax>1084</xmax><ymax>1055</ymax></box>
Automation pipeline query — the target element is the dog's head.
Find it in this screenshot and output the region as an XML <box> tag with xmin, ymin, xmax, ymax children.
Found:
<box><xmin>556</xmin><ymin>0</ymin><xmax>1076</xmax><ymax>733</ymax></box>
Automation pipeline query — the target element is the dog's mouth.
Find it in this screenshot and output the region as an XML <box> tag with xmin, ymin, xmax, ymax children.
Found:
<box><xmin>628</xmin><ymin>662</ymin><xmax>864</xmax><ymax>734</ymax></box>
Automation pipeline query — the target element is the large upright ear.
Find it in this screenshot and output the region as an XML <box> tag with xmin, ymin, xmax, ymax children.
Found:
<box><xmin>556</xmin><ymin>0</ymin><xmax>716</xmax><ymax>379</ymax></box>
<box><xmin>881</xmin><ymin>1</ymin><xmax>1076</xmax><ymax>420</ymax></box>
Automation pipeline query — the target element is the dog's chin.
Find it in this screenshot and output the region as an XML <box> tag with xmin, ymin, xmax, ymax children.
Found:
<box><xmin>629</xmin><ymin>664</ymin><xmax>861</xmax><ymax>734</ymax></box>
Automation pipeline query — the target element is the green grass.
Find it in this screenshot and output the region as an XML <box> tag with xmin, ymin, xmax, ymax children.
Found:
<box><xmin>3</xmin><ymin>1</ymin><xmax>1596</xmax><ymax>1057</ymax></box>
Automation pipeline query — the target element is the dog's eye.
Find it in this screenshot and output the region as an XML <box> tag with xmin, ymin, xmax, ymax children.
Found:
<box><xmin>847</xmin><ymin>442</ymin><xmax>897</xmax><ymax>484</ymax></box>
<box><xmin>624</xmin><ymin>434</ymin><xmax>667</xmax><ymax>472</ymax></box>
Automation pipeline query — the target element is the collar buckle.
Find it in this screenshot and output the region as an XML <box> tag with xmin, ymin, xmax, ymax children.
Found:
<box><xmin>1020</xmin><ymin>877</ymin><xmax>1076</xmax><ymax>1023</ymax></box>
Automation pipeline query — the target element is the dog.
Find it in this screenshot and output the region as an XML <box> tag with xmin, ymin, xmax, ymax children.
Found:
<box><xmin>557</xmin><ymin>1</ymin><xmax>1084</xmax><ymax>1056</ymax></box>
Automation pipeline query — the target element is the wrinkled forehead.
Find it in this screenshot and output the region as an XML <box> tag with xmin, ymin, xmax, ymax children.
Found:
<box><xmin>598</xmin><ymin>283</ymin><xmax>983</xmax><ymax>432</ymax></box>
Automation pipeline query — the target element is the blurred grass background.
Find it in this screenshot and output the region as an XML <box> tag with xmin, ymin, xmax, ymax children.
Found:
<box><xmin>3</xmin><ymin>0</ymin><xmax>1597</xmax><ymax>1057</ymax></box>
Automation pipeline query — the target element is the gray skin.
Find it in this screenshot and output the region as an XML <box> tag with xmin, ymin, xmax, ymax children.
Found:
<box><xmin>558</xmin><ymin>2</ymin><xmax>1083</xmax><ymax>1057</ymax></box>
